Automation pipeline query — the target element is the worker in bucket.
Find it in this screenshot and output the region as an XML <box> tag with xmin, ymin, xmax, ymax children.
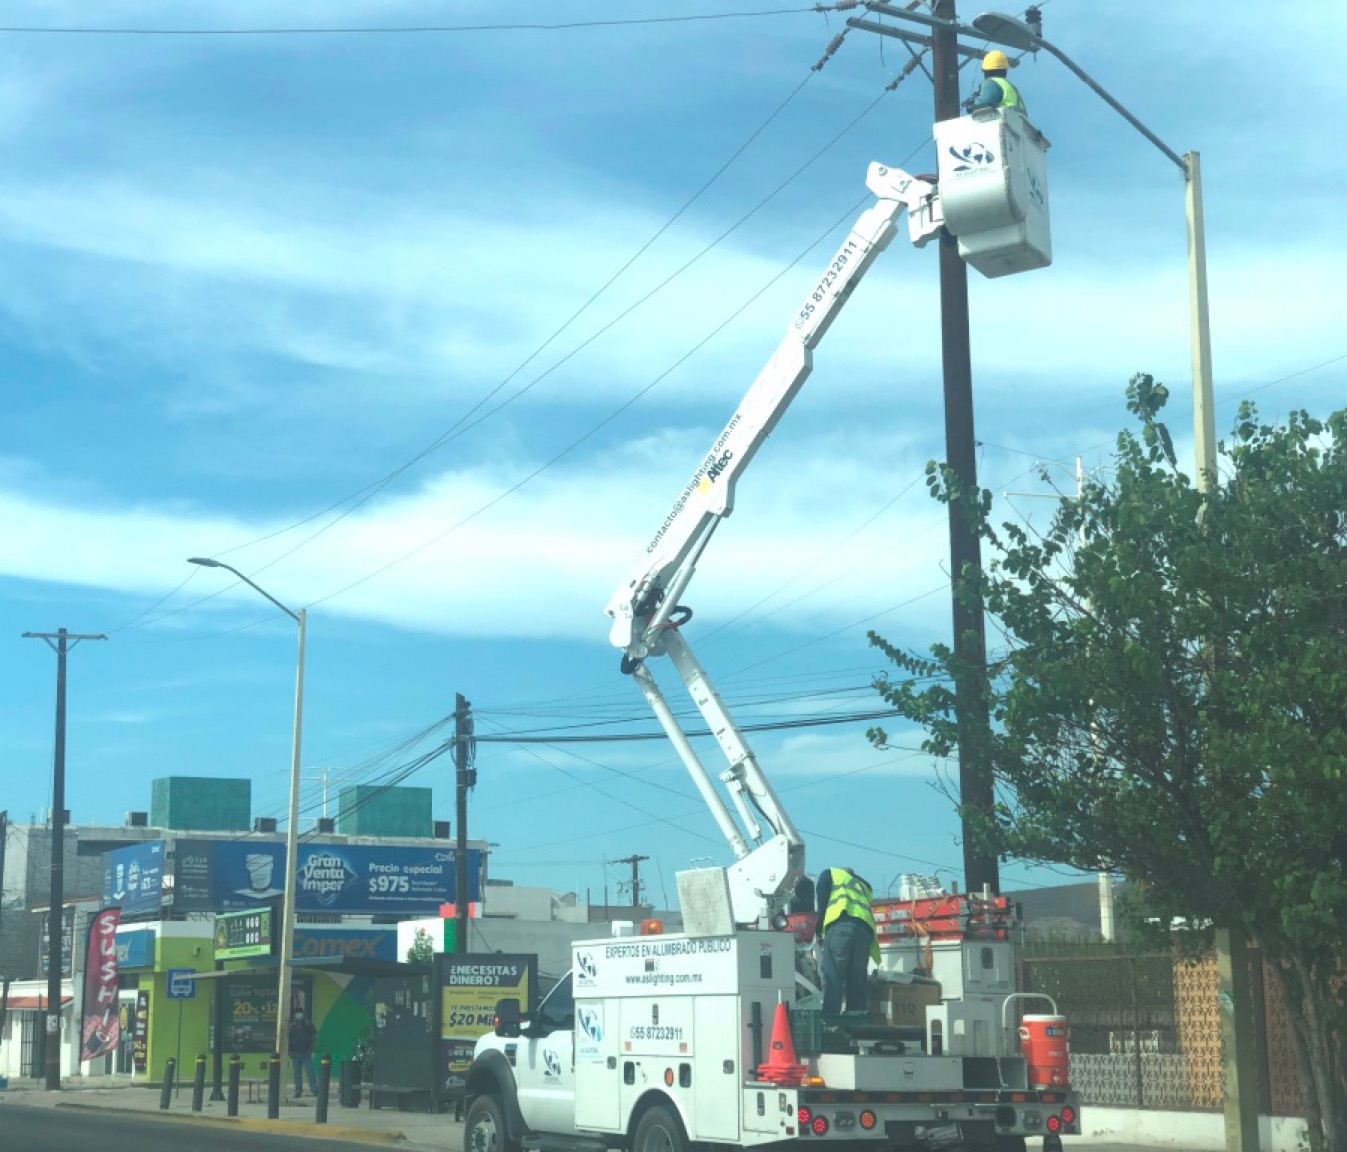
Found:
<box><xmin>967</xmin><ymin>49</ymin><xmax>1028</xmax><ymax>116</ymax></box>
<box><xmin>815</xmin><ymin>866</ymin><xmax>881</xmax><ymax>1014</ymax></box>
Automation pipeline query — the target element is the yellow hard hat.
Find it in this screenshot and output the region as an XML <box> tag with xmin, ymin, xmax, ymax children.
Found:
<box><xmin>982</xmin><ymin>50</ymin><xmax>1010</xmax><ymax>72</ymax></box>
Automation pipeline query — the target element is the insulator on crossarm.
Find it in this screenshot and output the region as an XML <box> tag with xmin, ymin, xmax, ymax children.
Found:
<box><xmin>812</xmin><ymin>32</ymin><xmax>847</xmax><ymax>71</ymax></box>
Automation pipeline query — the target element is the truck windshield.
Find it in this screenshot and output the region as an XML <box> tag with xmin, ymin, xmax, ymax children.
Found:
<box><xmin>536</xmin><ymin>973</ymin><xmax>575</xmax><ymax>1031</ymax></box>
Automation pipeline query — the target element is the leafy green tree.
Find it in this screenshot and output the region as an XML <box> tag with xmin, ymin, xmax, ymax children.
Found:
<box><xmin>869</xmin><ymin>377</ymin><xmax>1346</xmax><ymax>1149</ymax></box>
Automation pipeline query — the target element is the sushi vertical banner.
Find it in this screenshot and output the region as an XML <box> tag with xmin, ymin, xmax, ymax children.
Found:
<box><xmin>80</xmin><ymin>907</ymin><xmax>123</xmax><ymax>1061</ymax></box>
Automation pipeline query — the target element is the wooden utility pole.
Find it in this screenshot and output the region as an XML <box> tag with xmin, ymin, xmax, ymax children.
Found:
<box><xmin>454</xmin><ymin>694</ymin><xmax>474</xmax><ymax>954</ymax></box>
<box><xmin>22</xmin><ymin>627</ymin><xmax>106</xmax><ymax>1090</ymax></box>
<box><xmin>930</xmin><ymin>0</ymin><xmax>999</xmax><ymax>898</ymax></box>
<box><xmin>615</xmin><ymin>854</ymin><xmax>649</xmax><ymax>909</ymax></box>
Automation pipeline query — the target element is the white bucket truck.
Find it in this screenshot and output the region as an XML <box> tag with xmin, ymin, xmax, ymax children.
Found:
<box><xmin>465</xmin><ymin>111</ymin><xmax>1077</xmax><ymax>1152</ymax></box>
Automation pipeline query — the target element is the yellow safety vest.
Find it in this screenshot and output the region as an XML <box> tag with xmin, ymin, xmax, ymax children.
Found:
<box><xmin>821</xmin><ymin>868</ymin><xmax>880</xmax><ymax>963</ymax></box>
<box><xmin>988</xmin><ymin>77</ymin><xmax>1027</xmax><ymax>116</ymax></box>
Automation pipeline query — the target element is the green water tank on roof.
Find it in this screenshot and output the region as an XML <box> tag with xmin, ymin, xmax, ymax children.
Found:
<box><xmin>336</xmin><ymin>785</ymin><xmax>433</xmax><ymax>838</ymax></box>
<box><xmin>150</xmin><ymin>776</ymin><xmax>251</xmax><ymax>832</ymax></box>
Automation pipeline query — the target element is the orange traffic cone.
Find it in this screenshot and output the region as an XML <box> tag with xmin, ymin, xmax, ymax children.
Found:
<box><xmin>756</xmin><ymin>1001</ymin><xmax>808</xmax><ymax>1085</ymax></box>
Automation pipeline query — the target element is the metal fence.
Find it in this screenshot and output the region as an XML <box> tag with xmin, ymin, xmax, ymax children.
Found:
<box><xmin>1020</xmin><ymin>946</ymin><xmax>1308</xmax><ymax>1116</ymax></box>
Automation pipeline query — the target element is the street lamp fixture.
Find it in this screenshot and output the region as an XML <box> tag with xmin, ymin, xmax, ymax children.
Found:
<box><xmin>970</xmin><ymin>11</ymin><xmax>1217</xmax><ymax>492</ymax></box>
<box><xmin>188</xmin><ymin>556</ymin><xmax>307</xmax><ymax>1088</ymax></box>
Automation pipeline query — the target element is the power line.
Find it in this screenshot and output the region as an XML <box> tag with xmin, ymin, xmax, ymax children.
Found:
<box><xmin>125</xmin><ymin>73</ymin><xmax>936</xmax><ymax>638</ymax></box>
<box><xmin>113</xmin><ymin>65</ymin><xmax>860</xmax><ymax>634</ymax></box>
<box><xmin>0</xmin><ymin>8</ymin><xmax>833</xmax><ymax>37</ymax></box>
<box><xmin>475</xmin><ymin>716</ymin><xmax>724</xmax><ymax>844</ymax></box>
<box><xmin>475</xmin><ymin>707</ymin><xmax>915</xmax><ymax>744</ymax></box>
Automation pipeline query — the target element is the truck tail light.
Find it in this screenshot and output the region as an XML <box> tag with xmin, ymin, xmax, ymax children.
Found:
<box><xmin>1060</xmin><ymin>1105</ymin><xmax>1076</xmax><ymax>1125</ymax></box>
<box><xmin>812</xmin><ymin>1115</ymin><xmax>830</xmax><ymax>1136</ymax></box>
<box><xmin>798</xmin><ymin>1106</ymin><xmax>812</xmax><ymax>1129</ymax></box>
<box><xmin>859</xmin><ymin>1110</ymin><xmax>877</xmax><ymax>1131</ymax></box>
<box><xmin>1046</xmin><ymin>1114</ymin><xmax>1062</xmax><ymax>1134</ymax></box>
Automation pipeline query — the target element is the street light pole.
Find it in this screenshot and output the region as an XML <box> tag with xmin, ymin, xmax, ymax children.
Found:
<box><xmin>187</xmin><ymin>558</ymin><xmax>306</xmax><ymax>1092</ymax></box>
<box><xmin>1184</xmin><ymin>151</ymin><xmax>1217</xmax><ymax>491</ymax></box>
<box><xmin>277</xmin><ymin>607</ymin><xmax>306</xmax><ymax>1063</ymax></box>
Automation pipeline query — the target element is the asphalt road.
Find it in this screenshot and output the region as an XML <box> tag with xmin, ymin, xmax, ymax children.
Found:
<box><xmin>1</xmin><ymin>1105</ymin><xmax>393</xmax><ymax>1151</ymax></box>
<box><xmin>2</xmin><ymin>1104</ymin><xmax>1163</xmax><ymax>1152</ymax></box>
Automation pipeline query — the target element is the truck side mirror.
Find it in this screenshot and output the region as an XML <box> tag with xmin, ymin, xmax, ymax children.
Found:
<box><xmin>494</xmin><ymin>998</ymin><xmax>522</xmax><ymax>1038</ymax></box>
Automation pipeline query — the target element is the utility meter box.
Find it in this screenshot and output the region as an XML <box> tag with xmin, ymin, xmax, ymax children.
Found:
<box><xmin>935</xmin><ymin>107</ymin><xmax>1051</xmax><ymax>278</ymax></box>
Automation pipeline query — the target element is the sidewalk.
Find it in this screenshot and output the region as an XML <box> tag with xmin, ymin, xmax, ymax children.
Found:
<box><xmin>0</xmin><ymin>1076</ymin><xmax>462</xmax><ymax>1148</ymax></box>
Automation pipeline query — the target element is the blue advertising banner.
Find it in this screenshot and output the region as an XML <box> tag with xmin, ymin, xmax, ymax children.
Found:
<box><xmin>173</xmin><ymin>839</ymin><xmax>483</xmax><ymax>914</ymax></box>
<box><xmin>102</xmin><ymin>841</ymin><xmax>165</xmax><ymax>918</ymax></box>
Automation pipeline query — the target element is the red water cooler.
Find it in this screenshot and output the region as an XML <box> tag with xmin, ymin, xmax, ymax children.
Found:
<box><xmin>1018</xmin><ymin>1015</ymin><xmax>1069</xmax><ymax>1088</ymax></box>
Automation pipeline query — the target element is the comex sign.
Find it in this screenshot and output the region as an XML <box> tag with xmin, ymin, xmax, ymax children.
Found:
<box><xmin>292</xmin><ymin>930</ymin><xmax>394</xmax><ymax>962</ymax></box>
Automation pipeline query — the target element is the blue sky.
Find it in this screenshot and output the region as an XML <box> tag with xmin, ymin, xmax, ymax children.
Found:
<box><xmin>2</xmin><ymin>1</ymin><xmax>1344</xmax><ymax>910</ymax></box>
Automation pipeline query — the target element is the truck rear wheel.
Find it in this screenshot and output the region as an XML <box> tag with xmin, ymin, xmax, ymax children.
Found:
<box><xmin>632</xmin><ymin>1103</ymin><xmax>687</xmax><ymax>1152</ymax></box>
<box><xmin>465</xmin><ymin>1094</ymin><xmax>516</xmax><ymax>1152</ymax></box>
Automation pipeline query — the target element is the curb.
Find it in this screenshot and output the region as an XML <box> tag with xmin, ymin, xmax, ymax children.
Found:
<box><xmin>51</xmin><ymin>1098</ymin><xmax>407</xmax><ymax>1145</ymax></box>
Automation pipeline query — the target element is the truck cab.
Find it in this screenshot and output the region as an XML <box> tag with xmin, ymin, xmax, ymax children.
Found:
<box><xmin>466</xmin><ymin>973</ymin><xmax>578</xmax><ymax>1152</ymax></box>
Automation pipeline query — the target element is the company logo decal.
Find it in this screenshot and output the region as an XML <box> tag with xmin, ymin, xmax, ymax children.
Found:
<box><xmin>576</xmin><ymin>951</ymin><xmax>597</xmax><ymax>980</ymax></box>
<box><xmin>299</xmin><ymin>851</ymin><xmax>358</xmax><ymax>906</ymax></box>
<box><xmin>577</xmin><ymin>1007</ymin><xmax>603</xmax><ymax>1043</ymax></box>
<box><xmin>543</xmin><ymin>1048</ymin><xmax>562</xmax><ymax>1079</ymax></box>
<box><xmin>949</xmin><ymin>142</ymin><xmax>996</xmax><ymax>171</ymax></box>
<box><xmin>695</xmin><ymin>450</ymin><xmax>734</xmax><ymax>494</ymax></box>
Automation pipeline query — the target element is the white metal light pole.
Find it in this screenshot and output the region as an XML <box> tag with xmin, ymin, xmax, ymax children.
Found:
<box><xmin>188</xmin><ymin>557</ymin><xmax>306</xmax><ymax>1085</ymax></box>
<box><xmin>969</xmin><ymin>12</ymin><xmax>1218</xmax><ymax>492</ymax></box>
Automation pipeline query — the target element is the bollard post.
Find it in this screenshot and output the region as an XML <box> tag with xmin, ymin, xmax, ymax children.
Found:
<box><xmin>226</xmin><ymin>1055</ymin><xmax>242</xmax><ymax>1117</ymax></box>
<box><xmin>315</xmin><ymin>1054</ymin><xmax>332</xmax><ymax>1124</ymax></box>
<box><xmin>192</xmin><ymin>1053</ymin><xmax>207</xmax><ymax>1112</ymax></box>
<box><xmin>159</xmin><ymin>1058</ymin><xmax>177</xmax><ymax>1110</ymax></box>
<box><xmin>338</xmin><ymin>1058</ymin><xmax>352</xmax><ymax>1109</ymax></box>
<box><xmin>267</xmin><ymin>1051</ymin><xmax>282</xmax><ymax>1119</ymax></box>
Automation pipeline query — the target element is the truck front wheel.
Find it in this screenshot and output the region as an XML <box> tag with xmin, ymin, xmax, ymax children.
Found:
<box><xmin>632</xmin><ymin>1104</ymin><xmax>687</xmax><ymax>1152</ymax></box>
<box><xmin>465</xmin><ymin>1094</ymin><xmax>516</xmax><ymax>1152</ymax></box>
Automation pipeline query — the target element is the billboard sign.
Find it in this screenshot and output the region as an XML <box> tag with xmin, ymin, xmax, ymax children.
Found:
<box><xmin>295</xmin><ymin>843</ymin><xmax>479</xmax><ymax>913</ymax></box>
<box><xmin>173</xmin><ymin>839</ymin><xmax>483</xmax><ymax>914</ymax></box>
<box><xmin>214</xmin><ymin>906</ymin><xmax>276</xmax><ymax>961</ymax></box>
<box><xmin>221</xmin><ymin>974</ymin><xmax>312</xmax><ymax>1053</ymax></box>
<box><xmin>102</xmin><ymin>841</ymin><xmax>165</xmax><ymax>918</ymax></box>
<box><xmin>39</xmin><ymin>905</ymin><xmax>76</xmax><ymax>977</ymax></box>
<box><xmin>132</xmin><ymin>990</ymin><xmax>150</xmax><ymax>1072</ymax></box>
<box><xmin>80</xmin><ymin>907</ymin><xmax>122</xmax><ymax>1061</ymax></box>
<box><xmin>437</xmin><ymin>953</ymin><xmax>535</xmax><ymax>1100</ymax></box>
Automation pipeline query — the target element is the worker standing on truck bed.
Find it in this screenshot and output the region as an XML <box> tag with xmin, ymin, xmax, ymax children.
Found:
<box><xmin>816</xmin><ymin>867</ymin><xmax>880</xmax><ymax>1014</ymax></box>
<box><xmin>968</xmin><ymin>49</ymin><xmax>1028</xmax><ymax>116</ymax></box>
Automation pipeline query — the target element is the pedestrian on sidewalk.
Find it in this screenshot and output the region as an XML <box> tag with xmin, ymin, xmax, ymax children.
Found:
<box><xmin>289</xmin><ymin>1010</ymin><xmax>318</xmax><ymax>1097</ymax></box>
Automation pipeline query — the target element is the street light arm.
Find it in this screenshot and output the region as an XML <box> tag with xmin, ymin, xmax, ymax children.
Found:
<box><xmin>1032</xmin><ymin>37</ymin><xmax>1184</xmax><ymax>172</ymax></box>
<box><xmin>187</xmin><ymin>557</ymin><xmax>300</xmax><ymax>622</ymax></box>
<box><xmin>970</xmin><ymin>13</ymin><xmax>1185</xmax><ymax>172</ymax></box>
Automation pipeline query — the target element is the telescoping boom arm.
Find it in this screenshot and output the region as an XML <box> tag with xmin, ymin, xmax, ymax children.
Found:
<box><xmin>604</xmin><ymin>162</ymin><xmax>942</xmax><ymax>928</ymax></box>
